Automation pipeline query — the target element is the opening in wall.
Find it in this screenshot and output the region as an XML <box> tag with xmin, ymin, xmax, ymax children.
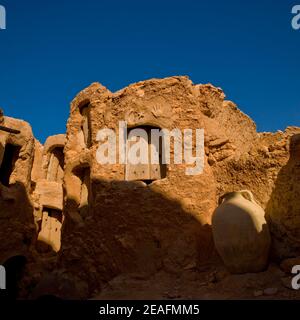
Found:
<box><xmin>79</xmin><ymin>103</ymin><xmax>91</xmax><ymax>148</ymax></box>
<box><xmin>37</xmin><ymin>207</ymin><xmax>63</xmax><ymax>253</ymax></box>
<box><xmin>47</xmin><ymin>208</ymin><xmax>63</xmax><ymax>224</ymax></box>
<box><xmin>3</xmin><ymin>256</ymin><xmax>27</xmax><ymax>299</ymax></box>
<box><xmin>126</xmin><ymin>126</ymin><xmax>167</xmax><ymax>183</ymax></box>
<box><xmin>0</xmin><ymin>143</ymin><xmax>21</xmax><ymax>187</ymax></box>
<box><xmin>47</xmin><ymin>147</ymin><xmax>64</xmax><ymax>183</ymax></box>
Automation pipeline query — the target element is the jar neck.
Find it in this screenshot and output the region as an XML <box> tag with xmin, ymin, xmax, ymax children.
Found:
<box><xmin>223</xmin><ymin>192</ymin><xmax>243</xmax><ymax>201</ymax></box>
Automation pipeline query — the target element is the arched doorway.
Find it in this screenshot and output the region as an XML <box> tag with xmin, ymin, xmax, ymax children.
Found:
<box><xmin>47</xmin><ymin>147</ymin><xmax>64</xmax><ymax>183</ymax></box>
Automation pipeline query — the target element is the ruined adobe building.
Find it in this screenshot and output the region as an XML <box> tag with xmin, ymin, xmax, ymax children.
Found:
<box><xmin>31</xmin><ymin>134</ymin><xmax>65</xmax><ymax>253</ymax></box>
<box><xmin>0</xmin><ymin>76</ymin><xmax>299</xmax><ymax>299</ymax></box>
<box><xmin>0</xmin><ymin>116</ymin><xmax>35</xmax><ymax>263</ymax></box>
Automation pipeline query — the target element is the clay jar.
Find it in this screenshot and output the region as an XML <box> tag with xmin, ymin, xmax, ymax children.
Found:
<box><xmin>212</xmin><ymin>190</ymin><xmax>271</xmax><ymax>274</ymax></box>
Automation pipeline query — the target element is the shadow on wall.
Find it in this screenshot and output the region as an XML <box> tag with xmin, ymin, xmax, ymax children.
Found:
<box><xmin>59</xmin><ymin>178</ymin><xmax>215</xmax><ymax>297</ymax></box>
<box><xmin>266</xmin><ymin>134</ymin><xmax>300</xmax><ymax>260</ymax></box>
<box><xmin>2</xmin><ymin>255</ymin><xmax>27</xmax><ymax>300</ymax></box>
<box><xmin>0</xmin><ymin>181</ymin><xmax>36</xmax><ymax>299</ymax></box>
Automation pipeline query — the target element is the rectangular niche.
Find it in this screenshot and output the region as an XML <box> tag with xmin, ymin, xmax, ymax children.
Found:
<box><xmin>80</xmin><ymin>104</ymin><xmax>91</xmax><ymax>148</ymax></box>
<box><xmin>0</xmin><ymin>143</ymin><xmax>21</xmax><ymax>187</ymax></box>
<box><xmin>47</xmin><ymin>147</ymin><xmax>64</xmax><ymax>183</ymax></box>
<box><xmin>125</xmin><ymin>126</ymin><xmax>167</xmax><ymax>183</ymax></box>
<box><xmin>37</xmin><ymin>207</ymin><xmax>63</xmax><ymax>253</ymax></box>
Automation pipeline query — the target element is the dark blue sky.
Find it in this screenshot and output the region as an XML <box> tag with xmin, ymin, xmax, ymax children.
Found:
<box><xmin>0</xmin><ymin>0</ymin><xmax>299</xmax><ymax>142</ymax></box>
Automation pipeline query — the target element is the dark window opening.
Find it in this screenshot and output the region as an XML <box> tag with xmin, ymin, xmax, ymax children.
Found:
<box><xmin>53</xmin><ymin>147</ymin><xmax>64</xmax><ymax>171</ymax></box>
<box><xmin>0</xmin><ymin>144</ymin><xmax>21</xmax><ymax>187</ymax></box>
<box><xmin>3</xmin><ymin>255</ymin><xmax>27</xmax><ymax>299</ymax></box>
<box><xmin>44</xmin><ymin>208</ymin><xmax>63</xmax><ymax>224</ymax></box>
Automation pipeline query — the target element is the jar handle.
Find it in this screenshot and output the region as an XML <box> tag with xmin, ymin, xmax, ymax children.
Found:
<box><xmin>218</xmin><ymin>194</ymin><xmax>227</xmax><ymax>205</ymax></box>
<box><xmin>240</xmin><ymin>190</ymin><xmax>255</xmax><ymax>203</ymax></box>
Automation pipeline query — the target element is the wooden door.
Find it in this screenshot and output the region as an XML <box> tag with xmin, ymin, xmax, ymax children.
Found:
<box><xmin>125</xmin><ymin>127</ymin><xmax>165</xmax><ymax>181</ymax></box>
<box><xmin>126</xmin><ymin>129</ymin><xmax>150</xmax><ymax>181</ymax></box>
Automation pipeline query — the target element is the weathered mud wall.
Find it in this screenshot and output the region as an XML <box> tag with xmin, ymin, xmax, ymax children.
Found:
<box><xmin>31</xmin><ymin>134</ymin><xmax>65</xmax><ymax>253</ymax></box>
<box><xmin>0</xmin><ymin>117</ymin><xmax>36</xmax><ymax>264</ymax></box>
<box><xmin>61</xmin><ymin>78</ymin><xmax>218</xmax><ymax>292</ymax></box>
<box><xmin>57</xmin><ymin>76</ymin><xmax>300</xmax><ymax>295</ymax></box>
<box><xmin>1</xmin><ymin>76</ymin><xmax>299</xmax><ymax>299</ymax></box>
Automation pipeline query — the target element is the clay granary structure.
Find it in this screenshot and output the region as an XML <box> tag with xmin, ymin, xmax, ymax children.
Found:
<box><xmin>31</xmin><ymin>134</ymin><xmax>65</xmax><ymax>253</ymax></box>
<box><xmin>0</xmin><ymin>76</ymin><xmax>299</xmax><ymax>299</ymax></box>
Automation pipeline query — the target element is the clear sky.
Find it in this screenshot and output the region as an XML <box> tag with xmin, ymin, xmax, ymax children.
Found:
<box><xmin>0</xmin><ymin>0</ymin><xmax>299</xmax><ymax>142</ymax></box>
